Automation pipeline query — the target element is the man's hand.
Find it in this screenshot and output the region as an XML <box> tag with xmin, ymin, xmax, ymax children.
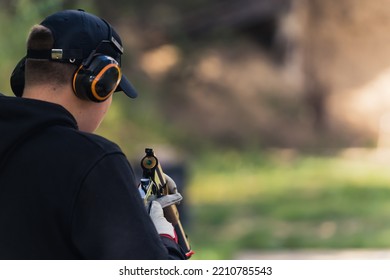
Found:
<box><xmin>145</xmin><ymin>173</ymin><xmax>183</xmax><ymax>240</ymax></box>
<box><xmin>144</xmin><ymin>173</ymin><xmax>183</xmax><ymax>208</ymax></box>
<box><xmin>149</xmin><ymin>200</ymin><xmax>175</xmax><ymax>239</ymax></box>
<box><xmin>165</xmin><ymin>173</ymin><xmax>178</xmax><ymax>194</ymax></box>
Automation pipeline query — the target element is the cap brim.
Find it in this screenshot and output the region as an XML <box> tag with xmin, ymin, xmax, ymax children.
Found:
<box><xmin>116</xmin><ymin>75</ymin><xmax>138</xmax><ymax>98</ymax></box>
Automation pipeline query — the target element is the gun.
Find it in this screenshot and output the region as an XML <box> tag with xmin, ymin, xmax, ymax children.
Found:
<box><xmin>140</xmin><ymin>148</ymin><xmax>194</xmax><ymax>259</ymax></box>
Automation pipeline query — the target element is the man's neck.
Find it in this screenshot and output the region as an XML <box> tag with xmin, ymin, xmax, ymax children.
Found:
<box><xmin>22</xmin><ymin>84</ymin><xmax>110</xmax><ymax>133</ymax></box>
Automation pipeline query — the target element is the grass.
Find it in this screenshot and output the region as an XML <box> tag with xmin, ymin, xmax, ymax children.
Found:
<box><xmin>183</xmin><ymin>149</ymin><xmax>390</xmax><ymax>259</ymax></box>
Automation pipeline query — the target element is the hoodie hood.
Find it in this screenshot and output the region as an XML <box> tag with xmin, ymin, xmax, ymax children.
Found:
<box><xmin>0</xmin><ymin>95</ymin><xmax>77</xmax><ymax>167</ymax></box>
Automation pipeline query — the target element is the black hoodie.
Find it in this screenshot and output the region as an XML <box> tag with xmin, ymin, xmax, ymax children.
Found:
<box><xmin>0</xmin><ymin>94</ymin><xmax>185</xmax><ymax>259</ymax></box>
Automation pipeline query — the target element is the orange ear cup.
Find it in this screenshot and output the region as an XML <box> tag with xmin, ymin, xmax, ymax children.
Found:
<box><xmin>72</xmin><ymin>55</ymin><xmax>122</xmax><ymax>102</ymax></box>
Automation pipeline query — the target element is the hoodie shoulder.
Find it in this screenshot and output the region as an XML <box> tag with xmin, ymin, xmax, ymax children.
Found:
<box><xmin>0</xmin><ymin>96</ymin><xmax>123</xmax><ymax>162</ymax></box>
<box><xmin>66</xmin><ymin>127</ymin><xmax>123</xmax><ymax>155</ymax></box>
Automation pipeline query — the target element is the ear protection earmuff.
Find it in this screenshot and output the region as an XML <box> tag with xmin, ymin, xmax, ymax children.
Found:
<box><xmin>72</xmin><ymin>54</ymin><xmax>122</xmax><ymax>102</ymax></box>
<box><xmin>71</xmin><ymin>20</ymin><xmax>123</xmax><ymax>102</ymax></box>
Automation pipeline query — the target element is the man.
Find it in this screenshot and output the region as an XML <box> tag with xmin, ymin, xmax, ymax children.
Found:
<box><xmin>0</xmin><ymin>9</ymin><xmax>186</xmax><ymax>259</ymax></box>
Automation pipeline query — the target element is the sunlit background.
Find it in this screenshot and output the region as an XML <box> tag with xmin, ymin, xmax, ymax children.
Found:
<box><xmin>2</xmin><ymin>0</ymin><xmax>390</xmax><ymax>259</ymax></box>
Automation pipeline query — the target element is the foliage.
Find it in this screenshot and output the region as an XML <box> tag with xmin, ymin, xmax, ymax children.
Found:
<box><xmin>186</xmin><ymin>149</ymin><xmax>390</xmax><ymax>259</ymax></box>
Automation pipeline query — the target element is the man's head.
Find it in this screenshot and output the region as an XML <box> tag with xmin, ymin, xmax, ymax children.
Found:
<box><xmin>11</xmin><ymin>9</ymin><xmax>138</xmax><ymax>101</ymax></box>
<box><xmin>10</xmin><ymin>9</ymin><xmax>138</xmax><ymax>132</ymax></box>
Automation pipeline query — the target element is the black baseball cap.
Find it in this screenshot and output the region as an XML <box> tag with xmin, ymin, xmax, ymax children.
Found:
<box><xmin>30</xmin><ymin>9</ymin><xmax>138</xmax><ymax>98</ymax></box>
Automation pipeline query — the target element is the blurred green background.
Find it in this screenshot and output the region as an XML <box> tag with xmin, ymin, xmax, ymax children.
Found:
<box><xmin>2</xmin><ymin>0</ymin><xmax>390</xmax><ymax>259</ymax></box>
